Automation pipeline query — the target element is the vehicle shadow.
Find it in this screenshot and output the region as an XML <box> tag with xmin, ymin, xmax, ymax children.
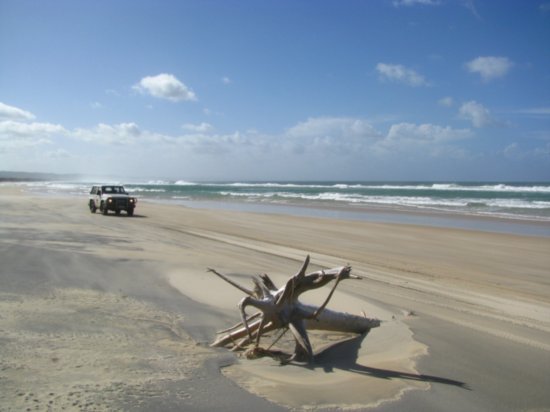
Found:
<box><xmin>92</xmin><ymin>212</ymin><xmax>147</xmax><ymax>218</ymax></box>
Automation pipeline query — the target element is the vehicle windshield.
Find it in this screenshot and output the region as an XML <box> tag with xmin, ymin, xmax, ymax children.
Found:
<box><xmin>101</xmin><ymin>186</ymin><xmax>127</xmax><ymax>194</ymax></box>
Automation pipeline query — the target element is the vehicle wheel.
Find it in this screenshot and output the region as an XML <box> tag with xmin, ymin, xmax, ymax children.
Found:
<box><xmin>127</xmin><ymin>208</ymin><xmax>134</xmax><ymax>217</ymax></box>
<box><xmin>101</xmin><ymin>201</ymin><xmax>108</xmax><ymax>215</ymax></box>
<box><xmin>89</xmin><ymin>200</ymin><xmax>97</xmax><ymax>213</ymax></box>
<box><xmin>115</xmin><ymin>210</ymin><xmax>121</xmax><ymax>216</ymax></box>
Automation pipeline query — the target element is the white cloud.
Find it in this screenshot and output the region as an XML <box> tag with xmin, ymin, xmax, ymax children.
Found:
<box><xmin>463</xmin><ymin>0</ymin><xmax>481</xmax><ymax>19</ymax></box>
<box><xmin>534</xmin><ymin>143</ymin><xmax>550</xmax><ymax>157</ymax></box>
<box><xmin>502</xmin><ymin>142</ymin><xmax>550</xmax><ymax>160</ymax></box>
<box><xmin>376</xmin><ymin>63</ymin><xmax>428</xmax><ymax>87</ymax></box>
<box><xmin>72</xmin><ymin>122</ymin><xmax>144</xmax><ymax>144</ymax></box>
<box><xmin>0</xmin><ymin>120</ymin><xmax>65</xmax><ymax>152</ymax></box>
<box><xmin>377</xmin><ymin>122</ymin><xmax>474</xmax><ymax>160</ymax></box>
<box><xmin>0</xmin><ymin>102</ymin><xmax>36</xmax><ymax>121</ymax></box>
<box><xmin>503</xmin><ymin>143</ymin><xmax>520</xmax><ymax>158</ymax></box>
<box><xmin>0</xmin><ymin>113</ymin><xmax>492</xmax><ymax>179</ymax></box>
<box><xmin>222</xmin><ymin>76</ymin><xmax>231</xmax><ymax>85</ymax></box>
<box><xmin>0</xmin><ymin>103</ymin><xmax>65</xmax><ymax>152</ymax></box>
<box><xmin>176</xmin><ymin>117</ymin><xmax>473</xmax><ymax>160</ymax></box>
<box><xmin>438</xmin><ymin>97</ymin><xmax>454</xmax><ymax>107</ymax></box>
<box><xmin>516</xmin><ymin>107</ymin><xmax>550</xmax><ymax>116</ymax></box>
<box><xmin>133</xmin><ymin>73</ymin><xmax>197</xmax><ymax>102</ymax></box>
<box><xmin>66</xmin><ymin>117</ymin><xmax>473</xmax><ymax>161</ymax></box>
<box><xmin>385</xmin><ymin>122</ymin><xmax>473</xmax><ymax>144</ymax></box>
<box><xmin>393</xmin><ymin>0</ymin><xmax>440</xmax><ymax>6</ymax></box>
<box><xmin>285</xmin><ymin>117</ymin><xmax>382</xmax><ymax>155</ymax></box>
<box><xmin>182</xmin><ymin>122</ymin><xmax>214</xmax><ymax>133</ymax></box>
<box><xmin>45</xmin><ymin>148</ymin><xmax>72</xmax><ymax>159</ymax></box>
<box><xmin>66</xmin><ymin>118</ymin><xmax>380</xmax><ymax>157</ymax></box>
<box><xmin>459</xmin><ymin>100</ymin><xmax>493</xmax><ymax>128</ymax></box>
<box><xmin>282</xmin><ymin>118</ymin><xmax>473</xmax><ymax>159</ymax></box>
<box><xmin>0</xmin><ymin>137</ymin><xmax>52</xmax><ymax>152</ymax></box>
<box><xmin>0</xmin><ymin>120</ymin><xmax>66</xmax><ymax>138</ymax></box>
<box><xmin>179</xmin><ymin>131</ymin><xmax>252</xmax><ymax>155</ymax></box>
<box><xmin>105</xmin><ymin>89</ymin><xmax>121</xmax><ymax>97</ymax></box>
<box><xmin>287</xmin><ymin>117</ymin><xmax>379</xmax><ymax>139</ymax></box>
<box><xmin>69</xmin><ymin>121</ymin><xmax>243</xmax><ymax>153</ymax></box>
<box><xmin>274</xmin><ymin>120</ymin><xmax>468</xmax><ymax>161</ymax></box>
<box><xmin>465</xmin><ymin>56</ymin><xmax>513</xmax><ymax>81</ymax></box>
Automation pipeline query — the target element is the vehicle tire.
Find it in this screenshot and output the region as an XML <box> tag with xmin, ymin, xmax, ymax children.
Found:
<box><xmin>101</xmin><ymin>201</ymin><xmax>108</xmax><ymax>215</ymax></box>
<box><xmin>89</xmin><ymin>200</ymin><xmax>97</xmax><ymax>213</ymax></box>
<box><xmin>115</xmin><ymin>210</ymin><xmax>121</xmax><ymax>216</ymax></box>
<box><xmin>127</xmin><ymin>208</ymin><xmax>134</xmax><ymax>217</ymax></box>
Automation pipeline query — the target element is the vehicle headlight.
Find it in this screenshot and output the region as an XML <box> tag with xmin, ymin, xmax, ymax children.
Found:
<box><xmin>129</xmin><ymin>198</ymin><xmax>134</xmax><ymax>203</ymax></box>
<box><xmin>108</xmin><ymin>198</ymin><xmax>113</xmax><ymax>203</ymax></box>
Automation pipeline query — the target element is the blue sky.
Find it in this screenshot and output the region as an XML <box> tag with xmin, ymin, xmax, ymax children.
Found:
<box><xmin>1</xmin><ymin>0</ymin><xmax>549</xmax><ymax>181</ymax></box>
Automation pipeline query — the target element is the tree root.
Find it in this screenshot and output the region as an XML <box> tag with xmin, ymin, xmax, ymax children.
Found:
<box><xmin>209</xmin><ymin>256</ymin><xmax>380</xmax><ymax>364</ymax></box>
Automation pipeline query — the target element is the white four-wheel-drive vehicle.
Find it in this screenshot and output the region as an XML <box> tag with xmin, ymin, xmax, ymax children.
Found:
<box><xmin>89</xmin><ymin>185</ymin><xmax>137</xmax><ymax>216</ymax></box>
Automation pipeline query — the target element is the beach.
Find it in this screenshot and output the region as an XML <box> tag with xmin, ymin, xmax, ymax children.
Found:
<box><xmin>1</xmin><ymin>186</ymin><xmax>549</xmax><ymax>411</ymax></box>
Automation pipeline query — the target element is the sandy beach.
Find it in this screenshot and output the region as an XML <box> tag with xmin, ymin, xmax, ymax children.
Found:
<box><xmin>1</xmin><ymin>186</ymin><xmax>549</xmax><ymax>411</ymax></box>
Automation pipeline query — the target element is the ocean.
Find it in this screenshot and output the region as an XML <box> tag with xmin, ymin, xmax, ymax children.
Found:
<box><xmin>16</xmin><ymin>180</ymin><xmax>550</xmax><ymax>228</ymax></box>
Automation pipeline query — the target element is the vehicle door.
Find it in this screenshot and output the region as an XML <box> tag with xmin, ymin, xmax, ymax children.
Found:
<box><xmin>94</xmin><ymin>187</ymin><xmax>102</xmax><ymax>207</ymax></box>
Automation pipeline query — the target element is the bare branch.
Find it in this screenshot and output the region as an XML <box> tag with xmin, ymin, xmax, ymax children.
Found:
<box><xmin>312</xmin><ymin>266</ymin><xmax>347</xmax><ymax>319</ymax></box>
<box><xmin>216</xmin><ymin>312</ymin><xmax>262</xmax><ymax>334</ymax></box>
<box><xmin>207</xmin><ymin>268</ymin><xmax>254</xmax><ymax>296</ymax></box>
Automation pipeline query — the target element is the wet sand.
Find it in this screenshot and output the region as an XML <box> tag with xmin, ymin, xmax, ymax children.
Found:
<box><xmin>1</xmin><ymin>186</ymin><xmax>549</xmax><ymax>411</ymax></box>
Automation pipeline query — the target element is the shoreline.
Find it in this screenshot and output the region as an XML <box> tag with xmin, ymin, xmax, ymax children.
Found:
<box><xmin>164</xmin><ymin>197</ymin><xmax>550</xmax><ymax>238</ymax></box>
<box><xmin>1</xmin><ymin>187</ymin><xmax>550</xmax><ymax>411</ymax></box>
<box><xmin>9</xmin><ymin>181</ymin><xmax>550</xmax><ymax>237</ymax></box>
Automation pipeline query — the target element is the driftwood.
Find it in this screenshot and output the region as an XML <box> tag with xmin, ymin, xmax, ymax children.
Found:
<box><xmin>209</xmin><ymin>255</ymin><xmax>380</xmax><ymax>363</ymax></box>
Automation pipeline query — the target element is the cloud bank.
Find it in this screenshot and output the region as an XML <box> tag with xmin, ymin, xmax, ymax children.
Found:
<box><xmin>0</xmin><ymin>102</ymin><xmax>66</xmax><ymax>151</ymax></box>
<box><xmin>0</xmin><ymin>102</ymin><xmax>36</xmax><ymax>121</ymax></box>
<box><xmin>1</xmin><ymin>99</ymin><xmax>547</xmax><ymax>180</ymax></box>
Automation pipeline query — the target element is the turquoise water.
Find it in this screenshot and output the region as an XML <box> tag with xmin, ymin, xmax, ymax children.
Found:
<box><xmin>135</xmin><ymin>181</ymin><xmax>550</xmax><ymax>221</ymax></box>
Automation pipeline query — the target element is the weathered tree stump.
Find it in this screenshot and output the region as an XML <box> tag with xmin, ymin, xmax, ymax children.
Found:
<box><xmin>209</xmin><ymin>255</ymin><xmax>380</xmax><ymax>363</ymax></box>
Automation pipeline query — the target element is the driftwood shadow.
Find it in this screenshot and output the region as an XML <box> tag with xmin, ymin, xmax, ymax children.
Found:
<box><xmin>302</xmin><ymin>333</ymin><xmax>469</xmax><ymax>390</ymax></box>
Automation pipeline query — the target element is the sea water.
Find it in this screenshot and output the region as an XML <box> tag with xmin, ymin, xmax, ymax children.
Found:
<box><xmin>15</xmin><ymin>180</ymin><xmax>550</xmax><ymax>236</ymax></box>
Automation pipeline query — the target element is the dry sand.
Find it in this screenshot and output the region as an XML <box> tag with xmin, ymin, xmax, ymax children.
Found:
<box><xmin>1</xmin><ymin>186</ymin><xmax>549</xmax><ymax>411</ymax></box>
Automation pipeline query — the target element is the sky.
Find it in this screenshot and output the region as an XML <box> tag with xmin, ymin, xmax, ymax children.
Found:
<box><xmin>1</xmin><ymin>0</ymin><xmax>549</xmax><ymax>182</ymax></box>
